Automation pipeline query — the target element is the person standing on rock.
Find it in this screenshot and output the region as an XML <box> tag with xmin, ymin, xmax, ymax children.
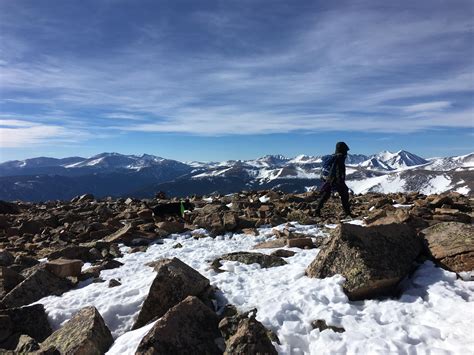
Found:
<box><xmin>315</xmin><ymin>141</ymin><xmax>353</xmax><ymax>219</ymax></box>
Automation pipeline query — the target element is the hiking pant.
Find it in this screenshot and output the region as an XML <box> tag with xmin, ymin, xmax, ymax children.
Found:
<box><xmin>315</xmin><ymin>180</ymin><xmax>351</xmax><ymax>214</ymax></box>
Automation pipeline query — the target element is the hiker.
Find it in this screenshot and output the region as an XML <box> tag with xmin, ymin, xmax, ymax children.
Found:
<box><xmin>315</xmin><ymin>141</ymin><xmax>353</xmax><ymax>218</ymax></box>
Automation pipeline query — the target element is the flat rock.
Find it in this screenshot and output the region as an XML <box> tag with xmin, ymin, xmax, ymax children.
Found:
<box><xmin>45</xmin><ymin>259</ymin><xmax>83</xmax><ymax>278</ymax></box>
<box><xmin>41</xmin><ymin>306</ymin><xmax>113</xmax><ymax>355</ymax></box>
<box><xmin>212</xmin><ymin>252</ymin><xmax>286</xmax><ymax>271</ymax></box>
<box><xmin>287</xmin><ymin>237</ymin><xmax>314</xmax><ymax>249</ymax></box>
<box><xmin>420</xmin><ymin>222</ymin><xmax>474</xmax><ymax>273</ymax></box>
<box><xmin>253</xmin><ymin>239</ymin><xmax>286</xmax><ymax>249</ymax></box>
<box><xmin>1</xmin><ymin>269</ymin><xmax>73</xmax><ymax>308</ymax></box>
<box><xmin>133</xmin><ymin>257</ymin><xmax>210</xmax><ymax>329</ymax></box>
<box><xmin>136</xmin><ymin>296</ymin><xmax>221</xmax><ymax>355</ymax></box>
<box><xmin>306</xmin><ymin>223</ymin><xmax>421</xmax><ymax>300</ymax></box>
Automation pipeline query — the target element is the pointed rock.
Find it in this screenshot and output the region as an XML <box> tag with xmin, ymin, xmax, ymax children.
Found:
<box><xmin>41</xmin><ymin>306</ymin><xmax>113</xmax><ymax>355</ymax></box>
<box><xmin>136</xmin><ymin>296</ymin><xmax>221</xmax><ymax>355</ymax></box>
<box><xmin>132</xmin><ymin>258</ymin><xmax>210</xmax><ymax>329</ymax></box>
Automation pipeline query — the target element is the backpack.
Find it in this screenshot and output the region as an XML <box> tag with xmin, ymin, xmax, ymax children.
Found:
<box><xmin>320</xmin><ymin>154</ymin><xmax>337</xmax><ymax>181</ymax></box>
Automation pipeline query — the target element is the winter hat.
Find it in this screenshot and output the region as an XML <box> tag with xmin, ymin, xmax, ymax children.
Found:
<box><xmin>335</xmin><ymin>141</ymin><xmax>350</xmax><ymax>154</ymax></box>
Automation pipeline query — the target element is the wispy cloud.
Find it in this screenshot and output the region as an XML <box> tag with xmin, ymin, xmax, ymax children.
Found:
<box><xmin>0</xmin><ymin>0</ymin><xmax>473</xmax><ymax>147</ymax></box>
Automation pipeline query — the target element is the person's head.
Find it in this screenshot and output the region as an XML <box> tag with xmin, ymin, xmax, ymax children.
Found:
<box><xmin>335</xmin><ymin>141</ymin><xmax>350</xmax><ymax>155</ymax></box>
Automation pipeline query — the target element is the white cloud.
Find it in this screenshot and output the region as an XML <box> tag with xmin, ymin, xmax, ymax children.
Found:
<box><xmin>0</xmin><ymin>120</ymin><xmax>86</xmax><ymax>147</ymax></box>
<box><xmin>0</xmin><ymin>2</ymin><xmax>473</xmax><ymax>138</ymax></box>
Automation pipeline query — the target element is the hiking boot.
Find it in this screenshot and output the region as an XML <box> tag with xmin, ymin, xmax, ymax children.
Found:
<box><xmin>340</xmin><ymin>211</ymin><xmax>355</xmax><ymax>220</ymax></box>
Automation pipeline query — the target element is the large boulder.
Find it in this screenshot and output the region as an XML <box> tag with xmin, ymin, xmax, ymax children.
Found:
<box><xmin>136</xmin><ymin>296</ymin><xmax>222</xmax><ymax>355</ymax></box>
<box><xmin>420</xmin><ymin>222</ymin><xmax>474</xmax><ymax>273</ymax></box>
<box><xmin>0</xmin><ymin>304</ymin><xmax>52</xmax><ymax>349</ymax></box>
<box><xmin>306</xmin><ymin>223</ymin><xmax>422</xmax><ymax>300</ymax></box>
<box><xmin>1</xmin><ymin>269</ymin><xmax>73</xmax><ymax>308</ymax></box>
<box><xmin>132</xmin><ymin>258</ymin><xmax>210</xmax><ymax>329</ymax></box>
<box><xmin>41</xmin><ymin>306</ymin><xmax>113</xmax><ymax>355</ymax></box>
<box><xmin>46</xmin><ymin>246</ymin><xmax>94</xmax><ymax>262</ymax></box>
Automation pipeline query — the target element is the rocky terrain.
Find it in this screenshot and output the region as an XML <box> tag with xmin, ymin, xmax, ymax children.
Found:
<box><xmin>0</xmin><ymin>189</ymin><xmax>472</xmax><ymax>354</ymax></box>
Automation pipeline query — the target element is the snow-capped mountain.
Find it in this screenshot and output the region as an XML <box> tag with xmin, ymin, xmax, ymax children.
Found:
<box><xmin>0</xmin><ymin>150</ymin><xmax>472</xmax><ymax>201</ymax></box>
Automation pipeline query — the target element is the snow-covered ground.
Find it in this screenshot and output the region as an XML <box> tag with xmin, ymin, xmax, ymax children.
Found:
<box><xmin>34</xmin><ymin>223</ymin><xmax>474</xmax><ymax>355</ymax></box>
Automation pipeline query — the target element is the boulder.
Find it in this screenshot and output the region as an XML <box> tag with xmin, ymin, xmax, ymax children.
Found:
<box><xmin>306</xmin><ymin>223</ymin><xmax>422</xmax><ymax>300</ymax></box>
<box><xmin>420</xmin><ymin>222</ymin><xmax>474</xmax><ymax>273</ymax></box>
<box><xmin>211</xmin><ymin>252</ymin><xmax>286</xmax><ymax>272</ymax></box>
<box><xmin>155</xmin><ymin>221</ymin><xmax>185</xmax><ymax>234</ymax></box>
<box><xmin>136</xmin><ymin>296</ymin><xmax>221</xmax><ymax>355</ymax></box>
<box><xmin>76</xmin><ymin>194</ymin><xmax>95</xmax><ymax>203</ymax></box>
<box><xmin>45</xmin><ymin>259</ymin><xmax>84</xmax><ymax>278</ymax></box>
<box><xmin>132</xmin><ymin>257</ymin><xmax>210</xmax><ymax>329</ymax></box>
<box><xmin>19</xmin><ymin>220</ymin><xmax>45</xmax><ymax>235</ymax></box>
<box><xmin>0</xmin><ymin>266</ymin><xmax>24</xmax><ymax>298</ymax></box>
<box><xmin>41</xmin><ymin>306</ymin><xmax>113</xmax><ymax>355</ymax></box>
<box><xmin>0</xmin><ymin>304</ymin><xmax>52</xmax><ymax>347</ymax></box>
<box><xmin>219</xmin><ymin>309</ymin><xmax>277</xmax><ymax>355</ymax></box>
<box><xmin>1</xmin><ymin>269</ymin><xmax>73</xmax><ymax>308</ymax></box>
<box><xmin>287</xmin><ymin>237</ymin><xmax>314</xmax><ymax>249</ymax></box>
<box><xmin>103</xmin><ymin>224</ymin><xmax>134</xmax><ymax>243</ymax></box>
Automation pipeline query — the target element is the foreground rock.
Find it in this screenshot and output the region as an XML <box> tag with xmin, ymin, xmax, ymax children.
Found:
<box><xmin>306</xmin><ymin>223</ymin><xmax>422</xmax><ymax>300</ymax></box>
<box><xmin>1</xmin><ymin>269</ymin><xmax>73</xmax><ymax>308</ymax></box>
<box><xmin>211</xmin><ymin>252</ymin><xmax>287</xmax><ymax>272</ymax></box>
<box><xmin>219</xmin><ymin>308</ymin><xmax>278</xmax><ymax>355</ymax></box>
<box><xmin>0</xmin><ymin>304</ymin><xmax>51</xmax><ymax>350</ymax></box>
<box><xmin>41</xmin><ymin>306</ymin><xmax>113</xmax><ymax>354</ymax></box>
<box><xmin>420</xmin><ymin>222</ymin><xmax>474</xmax><ymax>273</ymax></box>
<box><xmin>136</xmin><ymin>296</ymin><xmax>222</xmax><ymax>355</ymax></box>
<box><xmin>133</xmin><ymin>257</ymin><xmax>211</xmax><ymax>329</ymax></box>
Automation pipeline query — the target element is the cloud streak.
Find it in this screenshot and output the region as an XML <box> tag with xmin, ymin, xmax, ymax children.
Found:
<box><xmin>0</xmin><ymin>0</ymin><xmax>473</xmax><ymax>148</ymax></box>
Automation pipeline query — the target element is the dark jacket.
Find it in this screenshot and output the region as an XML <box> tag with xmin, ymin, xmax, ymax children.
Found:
<box><xmin>329</xmin><ymin>153</ymin><xmax>346</xmax><ymax>183</ymax></box>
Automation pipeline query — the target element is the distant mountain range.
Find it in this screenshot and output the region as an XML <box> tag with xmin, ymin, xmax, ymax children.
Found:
<box><xmin>0</xmin><ymin>151</ymin><xmax>472</xmax><ymax>201</ymax></box>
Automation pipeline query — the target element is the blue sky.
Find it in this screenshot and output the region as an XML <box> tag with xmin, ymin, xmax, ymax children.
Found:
<box><xmin>0</xmin><ymin>0</ymin><xmax>473</xmax><ymax>162</ymax></box>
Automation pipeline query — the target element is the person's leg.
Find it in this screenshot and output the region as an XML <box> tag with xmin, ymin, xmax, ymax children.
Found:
<box><xmin>315</xmin><ymin>181</ymin><xmax>332</xmax><ymax>214</ymax></box>
<box><xmin>336</xmin><ymin>182</ymin><xmax>351</xmax><ymax>215</ymax></box>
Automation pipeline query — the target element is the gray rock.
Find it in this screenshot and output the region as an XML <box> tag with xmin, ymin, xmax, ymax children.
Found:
<box><xmin>15</xmin><ymin>334</ymin><xmax>40</xmax><ymax>353</ymax></box>
<box><xmin>136</xmin><ymin>296</ymin><xmax>221</xmax><ymax>355</ymax></box>
<box><xmin>41</xmin><ymin>306</ymin><xmax>113</xmax><ymax>355</ymax></box>
<box><xmin>133</xmin><ymin>257</ymin><xmax>210</xmax><ymax>329</ymax></box>
<box><xmin>306</xmin><ymin>223</ymin><xmax>421</xmax><ymax>300</ymax></box>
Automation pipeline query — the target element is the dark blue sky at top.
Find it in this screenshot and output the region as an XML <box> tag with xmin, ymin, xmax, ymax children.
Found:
<box><xmin>0</xmin><ymin>0</ymin><xmax>473</xmax><ymax>162</ymax></box>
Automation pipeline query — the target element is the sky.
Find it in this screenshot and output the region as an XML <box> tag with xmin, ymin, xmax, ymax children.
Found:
<box><xmin>0</xmin><ymin>0</ymin><xmax>473</xmax><ymax>162</ymax></box>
